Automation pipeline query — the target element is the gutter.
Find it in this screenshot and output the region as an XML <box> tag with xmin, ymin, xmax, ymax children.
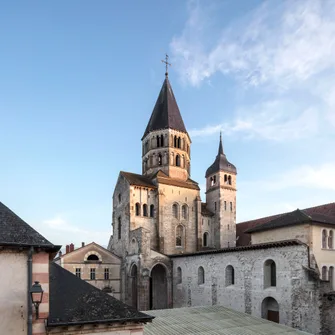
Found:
<box><xmin>27</xmin><ymin>246</ymin><xmax>33</xmax><ymax>335</ymax></box>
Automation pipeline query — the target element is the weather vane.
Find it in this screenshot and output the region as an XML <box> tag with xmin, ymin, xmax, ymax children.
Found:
<box><xmin>161</xmin><ymin>54</ymin><xmax>171</xmax><ymax>77</ymax></box>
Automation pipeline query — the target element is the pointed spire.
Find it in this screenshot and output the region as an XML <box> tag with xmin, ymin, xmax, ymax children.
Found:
<box><xmin>142</xmin><ymin>76</ymin><xmax>187</xmax><ymax>139</ymax></box>
<box><xmin>218</xmin><ymin>131</ymin><xmax>224</xmax><ymax>155</ymax></box>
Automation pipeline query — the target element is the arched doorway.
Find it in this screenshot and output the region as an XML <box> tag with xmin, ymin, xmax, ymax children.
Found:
<box><xmin>130</xmin><ymin>265</ymin><xmax>138</xmax><ymax>309</ymax></box>
<box><xmin>150</xmin><ymin>264</ymin><xmax>167</xmax><ymax>310</ymax></box>
<box><xmin>262</xmin><ymin>297</ymin><xmax>279</xmax><ymax>323</ymax></box>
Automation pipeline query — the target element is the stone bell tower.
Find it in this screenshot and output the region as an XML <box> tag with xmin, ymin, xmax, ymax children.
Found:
<box><xmin>141</xmin><ymin>72</ymin><xmax>191</xmax><ymax>181</ymax></box>
<box><xmin>205</xmin><ymin>133</ymin><xmax>237</xmax><ymax>248</ymax></box>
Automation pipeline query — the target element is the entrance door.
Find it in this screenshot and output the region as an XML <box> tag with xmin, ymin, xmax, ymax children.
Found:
<box><xmin>268</xmin><ymin>310</ymin><xmax>279</xmax><ymax>323</ymax></box>
<box><xmin>150</xmin><ymin>264</ymin><xmax>167</xmax><ymax>310</ymax></box>
<box><xmin>130</xmin><ymin>265</ymin><xmax>138</xmax><ymax>309</ymax></box>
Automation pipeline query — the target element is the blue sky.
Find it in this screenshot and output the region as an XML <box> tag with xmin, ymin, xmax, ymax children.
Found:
<box><xmin>1</xmin><ymin>0</ymin><xmax>334</xmax><ymax>247</ymax></box>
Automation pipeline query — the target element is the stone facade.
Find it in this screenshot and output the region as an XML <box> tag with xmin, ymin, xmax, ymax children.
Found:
<box><xmin>108</xmin><ymin>74</ymin><xmax>335</xmax><ymax>335</ymax></box>
<box><xmin>171</xmin><ymin>242</ymin><xmax>329</xmax><ymax>335</ymax></box>
<box><xmin>55</xmin><ymin>242</ymin><xmax>121</xmax><ymax>299</ymax></box>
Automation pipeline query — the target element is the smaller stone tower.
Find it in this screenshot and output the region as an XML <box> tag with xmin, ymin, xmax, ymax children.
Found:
<box><xmin>205</xmin><ymin>134</ymin><xmax>237</xmax><ymax>248</ymax></box>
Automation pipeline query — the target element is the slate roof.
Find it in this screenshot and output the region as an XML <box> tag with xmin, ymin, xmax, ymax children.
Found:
<box><xmin>170</xmin><ymin>239</ymin><xmax>304</xmax><ymax>258</ymax></box>
<box><xmin>121</xmin><ymin>171</ymin><xmax>157</xmax><ymax>188</ymax></box>
<box><xmin>144</xmin><ymin>305</ymin><xmax>311</xmax><ymax>335</ymax></box>
<box><xmin>201</xmin><ymin>203</ymin><xmax>214</xmax><ymax>217</ymax></box>
<box><xmin>0</xmin><ymin>201</ymin><xmax>59</xmax><ymax>250</ymax></box>
<box><xmin>48</xmin><ymin>262</ymin><xmax>153</xmax><ymax>327</ymax></box>
<box><xmin>205</xmin><ymin>135</ymin><xmax>236</xmax><ymax>177</ymax></box>
<box><xmin>246</xmin><ymin>209</ymin><xmax>335</xmax><ymax>234</ymax></box>
<box><xmin>142</xmin><ymin>77</ymin><xmax>187</xmax><ymax>139</ymax></box>
<box><xmin>237</xmin><ymin>202</ymin><xmax>335</xmax><ymax>246</ymax></box>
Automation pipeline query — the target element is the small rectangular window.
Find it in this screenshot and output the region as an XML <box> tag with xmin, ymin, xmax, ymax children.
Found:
<box><xmin>90</xmin><ymin>268</ymin><xmax>96</xmax><ymax>280</ymax></box>
<box><xmin>214</xmin><ymin>202</ymin><xmax>217</xmax><ymax>211</ymax></box>
<box><xmin>224</xmin><ymin>201</ymin><xmax>227</xmax><ymax>211</ymax></box>
<box><xmin>230</xmin><ymin>202</ymin><xmax>233</xmax><ymax>212</ymax></box>
<box><xmin>75</xmin><ymin>268</ymin><xmax>81</xmax><ymax>278</ymax></box>
<box><xmin>104</xmin><ymin>268</ymin><xmax>109</xmax><ymax>280</ymax></box>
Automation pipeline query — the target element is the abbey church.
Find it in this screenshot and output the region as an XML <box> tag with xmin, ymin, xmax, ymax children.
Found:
<box><xmin>108</xmin><ymin>72</ymin><xmax>335</xmax><ymax>335</ymax></box>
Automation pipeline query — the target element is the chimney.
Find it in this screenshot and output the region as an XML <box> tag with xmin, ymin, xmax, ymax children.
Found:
<box><xmin>81</xmin><ymin>242</ymin><xmax>85</xmax><ymax>247</ymax></box>
<box><xmin>66</xmin><ymin>245</ymin><xmax>70</xmax><ymax>254</ymax></box>
<box><xmin>70</xmin><ymin>243</ymin><xmax>74</xmax><ymax>252</ymax></box>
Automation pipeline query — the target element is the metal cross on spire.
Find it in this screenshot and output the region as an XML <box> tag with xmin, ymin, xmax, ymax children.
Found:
<box><xmin>161</xmin><ymin>54</ymin><xmax>171</xmax><ymax>77</ymax></box>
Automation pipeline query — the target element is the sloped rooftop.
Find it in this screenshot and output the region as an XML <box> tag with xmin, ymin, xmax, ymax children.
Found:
<box><xmin>48</xmin><ymin>262</ymin><xmax>153</xmax><ymax>327</ymax></box>
<box><xmin>144</xmin><ymin>305</ymin><xmax>311</xmax><ymax>335</ymax></box>
<box><xmin>0</xmin><ymin>201</ymin><xmax>58</xmax><ymax>250</ymax></box>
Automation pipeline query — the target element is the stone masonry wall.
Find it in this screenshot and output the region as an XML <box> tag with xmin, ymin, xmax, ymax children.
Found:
<box><xmin>172</xmin><ymin>244</ymin><xmax>323</xmax><ymax>335</ymax></box>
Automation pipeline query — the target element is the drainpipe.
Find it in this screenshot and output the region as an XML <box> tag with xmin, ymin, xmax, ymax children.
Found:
<box><xmin>27</xmin><ymin>246</ymin><xmax>33</xmax><ymax>335</ymax></box>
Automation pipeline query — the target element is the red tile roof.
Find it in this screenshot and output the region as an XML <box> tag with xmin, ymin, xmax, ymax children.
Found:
<box><xmin>236</xmin><ymin>202</ymin><xmax>335</xmax><ymax>246</ymax></box>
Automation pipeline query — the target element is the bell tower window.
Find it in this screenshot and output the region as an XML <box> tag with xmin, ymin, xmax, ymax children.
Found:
<box><xmin>158</xmin><ymin>153</ymin><xmax>162</xmax><ymax>166</ymax></box>
<box><xmin>176</xmin><ymin>154</ymin><xmax>180</xmax><ymax>167</ymax></box>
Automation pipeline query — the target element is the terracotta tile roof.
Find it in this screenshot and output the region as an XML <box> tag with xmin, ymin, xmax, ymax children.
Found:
<box><xmin>237</xmin><ymin>202</ymin><xmax>335</xmax><ymax>246</ymax></box>
<box><xmin>142</xmin><ymin>77</ymin><xmax>187</xmax><ymax>140</ymax></box>
<box><xmin>246</xmin><ymin>209</ymin><xmax>335</xmax><ymax>233</ymax></box>
<box><xmin>120</xmin><ymin>171</ymin><xmax>157</xmax><ymax>188</ymax></box>
<box><xmin>157</xmin><ymin>175</ymin><xmax>200</xmax><ymax>190</ymax></box>
<box><xmin>201</xmin><ymin>203</ymin><xmax>214</xmax><ymax>217</ymax></box>
<box><xmin>0</xmin><ymin>201</ymin><xmax>59</xmax><ymax>251</ymax></box>
<box><xmin>48</xmin><ymin>263</ymin><xmax>153</xmax><ymax>327</ymax></box>
<box><xmin>170</xmin><ymin>239</ymin><xmax>305</xmax><ymax>258</ymax></box>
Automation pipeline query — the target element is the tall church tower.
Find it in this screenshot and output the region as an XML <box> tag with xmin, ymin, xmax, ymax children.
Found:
<box><xmin>205</xmin><ymin>134</ymin><xmax>237</xmax><ymax>248</ymax></box>
<box><xmin>141</xmin><ymin>73</ymin><xmax>191</xmax><ymax>181</ymax></box>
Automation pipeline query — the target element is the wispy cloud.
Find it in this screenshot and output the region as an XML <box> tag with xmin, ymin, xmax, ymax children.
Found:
<box><xmin>260</xmin><ymin>162</ymin><xmax>335</xmax><ymax>191</ymax></box>
<box><xmin>172</xmin><ymin>0</ymin><xmax>335</xmax><ymax>140</ymax></box>
<box><xmin>190</xmin><ymin>101</ymin><xmax>319</xmax><ymax>141</ymax></box>
<box><xmin>171</xmin><ymin>0</ymin><xmax>335</xmax><ymax>88</ymax></box>
<box><xmin>35</xmin><ymin>216</ymin><xmax>110</xmax><ymax>247</ymax></box>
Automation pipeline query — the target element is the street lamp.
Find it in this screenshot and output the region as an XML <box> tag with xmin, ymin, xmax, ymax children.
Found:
<box><xmin>30</xmin><ymin>281</ymin><xmax>44</xmax><ymax>319</ymax></box>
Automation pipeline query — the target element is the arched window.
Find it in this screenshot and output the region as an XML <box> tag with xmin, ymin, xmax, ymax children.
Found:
<box><xmin>198</xmin><ymin>266</ymin><xmax>205</xmax><ymax>285</ymax></box>
<box><xmin>118</xmin><ymin>216</ymin><xmax>121</xmax><ymax>240</ymax></box>
<box><xmin>156</xmin><ymin>135</ymin><xmax>160</xmax><ymax>148</ymax></box>
<box><xmin>181</xmin><ymin>205</ymin><xmax>188</xmax><ymax>219</ymax></box>
<box><xmin>150</xmin><ymin>204</ymin><xmax>154</xmax><ymax>218</ymax></box>
<box><xmin>161</xmin><ymin>134</ymin><xmax>164</xmax><ymax>147</ymax></box>
<box><xmin>172</xmin><ymin>203</ymin><xmax>179</xmax><ymax>219</ymax></box>
<box><xmin>177</xmin><ymin>137</ymin><xmax>181</xmax><ymax>148</ymax></box>
<box><xmin>158</xmin><ymin>153</ymin><xmax>162</xmax><ymax>166</ymax></box>
<box><xmin>225</xmin><ymin>265</ymin><xmax>235</xmax><ymax>286</ymax></box>
<box><xmin>87</xmin><ymin>254</ymin><xmax>99</xmax><ymax>261</ymax></box>
<box><xmin>328</xmin><ymin>230</ymin><xmax>334</xmax><ymax>249</ymax></box>
<box><xmin>143</xmin><ymin>204</ymin><xmax>148</xmax><ymax>217</ymax></box>
<box><xmin>203</xmin><ymin>232</ymin><xmax>209</xmax><ymax>247</ymax></box>
<box><xmin>264</xmin><ymin>259</ymin><xmax>276</xmax><ymax>287</ymax></box>
<box><xmin>177</xmin><ymin>267</ymin><xmax>182</xmax><ymax>284</ymax></box>
<box><xmin>174</xmin><ymin>135</ymin><xmax>177</xmax><ymax>147</ymax></box>
<box><xmin>322</xmin><ymin>229</ymin><xmax>327</xmax><ymax>248</ymax></box>
<box><xmin>135</xmin><ymin>203</ymin><xmax>140</xmax><ymax>216</ymax></box>
<box><xmin>228</xmin><ymin>175</ymin><xmax>232</xmax><ymax>185</ymax></box>
<box><xmin>322</xmin><ymin>266</ymin><xmax>328</xmax><ymax>280</ymax></box>
<box><xmin>176</xmin><ymin>225</ymin><xmax>183</xmax><ymax>247</ymax></box>
<box><xmin>176</xmin><ymin>154</ymin><xmax>180</xmax><ymax>167</ymax></box>
<box><xmin>329</xmin><ymin>266</ymin><xmax>334</xmax><ymax>290</ymax></box>
<box><xmin>224</xmin><ymin>174</ymin><xmax>228</xmax><ymax>183</ymax></box>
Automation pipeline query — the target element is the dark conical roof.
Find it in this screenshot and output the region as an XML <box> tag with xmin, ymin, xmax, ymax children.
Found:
<box><xmin>142</xmin><ymin>76</ymin><xmax>187</xmax><ymax>139</ymax></box>
<box><xmin>205</xmin><ymin>134</ymin><xmax>237</xmax><ymax>177</ymax></box>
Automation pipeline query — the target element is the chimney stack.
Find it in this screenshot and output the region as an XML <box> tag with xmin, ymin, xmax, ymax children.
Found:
<box><xmin>66</xmin><ymin>245</ymin><xmax>70</xmax><ymax>254</ymax></box>
<box><xmin>69</xmin><ymin>243</ymin><xmax>74</xmax><ymax>252</ymax></box>
<box><xmin>82</xmin><ymin>242</ymin><xmax>85</xmax><ymax>247</ymax></box>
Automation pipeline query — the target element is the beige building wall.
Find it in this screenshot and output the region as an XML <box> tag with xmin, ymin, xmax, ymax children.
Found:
<box><xmin>311</xmin><ymin>225</ymin><xmax>335</xmax><ymax>289</ymax></box>
<box><xmin>0</xmin><ymin>250</ymin><xmax>28</xmax><ymax>335</ymax></box>
<box><xmin>251</xmin><ymin>224</ymin><xmax>311</xmax><ymax>246</ymax></box>
<box><xmin>58</xmin><ymin>243</ymin><xmax>121</xmax><ymax>299</ymax></box>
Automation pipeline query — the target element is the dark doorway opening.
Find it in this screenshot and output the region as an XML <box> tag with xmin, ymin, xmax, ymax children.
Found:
<box><xmin>150</xmin><ymin>264</ymin><xmax>167</xmax><ymax>310</ymax></box>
